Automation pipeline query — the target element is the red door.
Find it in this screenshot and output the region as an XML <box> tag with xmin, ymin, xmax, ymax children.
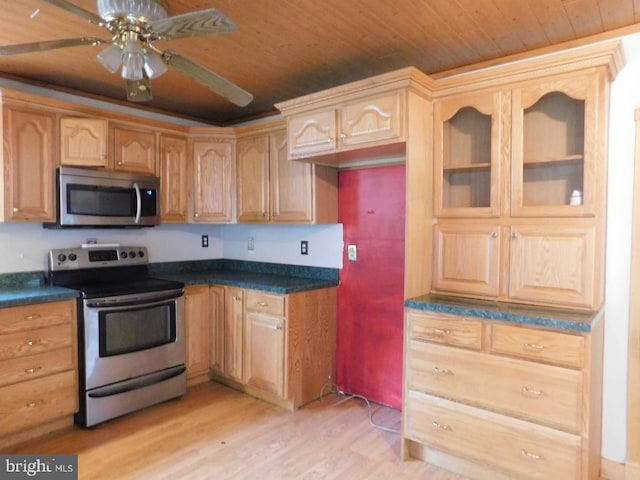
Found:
<box><xmin>336</xmin><ymin>164</ymin><xmax>405</xmax><ymax>408</ymax></box>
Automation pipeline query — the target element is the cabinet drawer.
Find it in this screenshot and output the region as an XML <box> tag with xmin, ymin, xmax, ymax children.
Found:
<box><xmin>407</xmin><ymin>310</ymin><xmax>482</xmax><ymax>349</ymax></box>
<box><xmin>407</xmin><ymin>340</ymin><xmax>582</xmax><ymax>432</ymax></box>
<box><xmin>0</xmin><ymin>300</ymin><xmax>74</xmax><ymax>333</ymax></box>
<box><xmin>0</xmin><ymin>370</ymin><xmax>77</xmax><ymax>437</ymax></box>
<box><xmin>0</xmin><ymin>347</ymin><xmax>75</xmax><ymax>387</ymax></box>
<box><xmin>491</xmin><ymin>323</ymin><xmax>585</xmax><ymax>368</ymax></box>
<box><xmin>245</xmin><ymin>291</ymin><xmax>285</xmax><ymax>316</ymax></box>
<box><xmin>0</xmin><ymin>324</ymin><xmax>73</xmax><ymax>360</ymax></box>
<box><xmin>405</xmin><ymin>391</ymin><xmax>580</xmax><ymax>480</ymax></box>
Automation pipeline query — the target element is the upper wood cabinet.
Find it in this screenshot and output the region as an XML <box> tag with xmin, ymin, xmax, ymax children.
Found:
<box><xmin>190</xmin><ymin>138</ymin><xmax>235</xmax><ymax>223</ymax></box>
<box><xmin>1</xmin><ymin>104</ymin><xmax>57</xmax><ymax>222</ymax></box>
<box><xmin>159</xmin><ymin>134</ymin><xmax>189</xmax><ymax>223</ymax></box>
<box><xmin>236</xmin><ymin>124</ymin><xmax>338</xmax><ymax>224</ymax></box>
<box><xmin>59</xmin><ymin>117</ymin><xmax>108</xmax><ymax>168</ymax></box>
<box><xmin>285</xmin><ymin>90</ymin><xmax>404</xmax><ymax>159</ymax></box>
<box><xmin>430</xmin><ymin>42</ymin><xmax>622</xmax><ymax>310</ymax></box>
<box><xmin>113</xmin><ymin>125</ymin><xmax>157</xmax><ymax>174</ymax></box>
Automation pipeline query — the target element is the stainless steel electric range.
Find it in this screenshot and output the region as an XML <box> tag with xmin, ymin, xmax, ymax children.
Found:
<box><xmin>48</xmin><ymin>245</ymin><xmax>186</xmax><ymax>427</ymax></box>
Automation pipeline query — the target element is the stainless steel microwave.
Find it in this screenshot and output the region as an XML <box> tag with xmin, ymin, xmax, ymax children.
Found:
<box><xmin>45</xmin><ymin>166</ymin><xmax>160</xmax><ymax>228</ymax></box>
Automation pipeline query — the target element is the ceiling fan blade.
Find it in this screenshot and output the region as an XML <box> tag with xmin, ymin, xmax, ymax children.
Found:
<box><xmin>41</xmin><ymin>0</ymin><xmax>105</xmax><ymax>25</ymax></box>
<box><xmin>125</xmin><ymin>73</ymin><xmax>153</xmax><ymax>102</ymax></box>
<box><xmin>0</xmin><ymin>37</ymin><xmax>104</xmax><ymax>56</ymax></box>
<box><xmin>149</xmin><ymin>9</ymin><xmax>236</xmax><ymax>41</ymax></box>
<box><xmin>161</xmin><ymin>50</ymin><xmax>252</xmax><ymax>107</ymax></box>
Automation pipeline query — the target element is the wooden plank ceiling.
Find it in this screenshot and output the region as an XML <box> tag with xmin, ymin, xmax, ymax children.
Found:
<box><xmin>0</xmin><ymin>0</ymin><xmax>638</xmax><ymax>125</ymax></box>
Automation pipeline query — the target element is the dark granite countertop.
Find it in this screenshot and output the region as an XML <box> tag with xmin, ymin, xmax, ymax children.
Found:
<box><xmin>0</xmin><ymin>260</ymin><xmax>339</xmax><ymax>307</ymax></box>
<box><xmin>405</xmin><ymin>294</ymin><xmax>601</xmax><ymax>333</ymax></box>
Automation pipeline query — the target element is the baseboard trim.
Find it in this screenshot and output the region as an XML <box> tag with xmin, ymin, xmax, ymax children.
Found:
<box><xmin>600</xmin><ymin>458</ymin><xmax>640</xmax><ymax>480</ymax></box>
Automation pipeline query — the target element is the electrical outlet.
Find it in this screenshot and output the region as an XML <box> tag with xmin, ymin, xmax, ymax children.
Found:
<box><xmin>300</xmin><ymin>240</ymin><xmax>308</xmax><ymax>255</ymax></box>
<box><xmin>248</xmin><ymin>236</ymin><xmax>255</xmax><ymax>251</ymax></box>
<box><xmin>201</xmin><ymin>235</ymin><xmax>208</xmax><ymax>248</ymax></box>
<box><xmin>348</xmin><ymin>244</ymin><xmax>357</xmax><ymax>261</ymax></box>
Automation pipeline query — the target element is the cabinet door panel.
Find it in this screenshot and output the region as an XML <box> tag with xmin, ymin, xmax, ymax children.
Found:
<box><xmin>159</xmin><ymin>135</ymin><xmax>189</xmax><ymax>223</ymax></box>
<box><xmin>432</xmin><ymin>223</ymin><xmax>500</xmax><ymax>297</ymax></box>
<box><xmin>60</xmin><ymin>117</ymin><xmax>108</xmax><ymax>167</ymax></box>
<box><xmin>288</xmin><ymin>109</ymin><xmax>336</xmax><ymax>157</ymax></box>
<box><xmin>4</xmin><ymin>107</ymin><xmax>56</xmax><ymax>221</ymax></box>
<box><xmin>508</xmin><ymin>224</ymin><xmax>595</xmax><ymax>308</ymax></box>
<box><xmin>271</xmin><ymin>131</ymin><xmax>313</xmax><ymax>223</ymax></box>
<box><xmin>209</xmin><ymin>286</ymin><xmax>225</xmax><ymax>374</ymax></box>
<box><xmin>184</xmin><ymin>285</ymin><xmax>210</xmax><ymax>379</ymax></box>
<box><xmin>340</xmin><ymin>91</ymin><xmax>402</xmax><ymax>147</ymax></box>
<box><xmin>511</xmin><ymin>75</ymin><xmax>596</xmax><ymax>217</ymax></box>
<box><xmin>113</xmin><ymin>127</ymin><xmax>156</xmax><ymax>174</ymax></box>
<box><xmin>244</xmin><ymin>312</ymin><xmax>284</xmax><ymax>396</ymax></box>
<box><xmin>191</xmin><ymin>140</ymin><xmax>234</xmax><ymax>223</ymax></box>
<box><xmin>224</xmin><ymin>287</ymin><xmax>244</xmax><ymax>381</ymax></box>
<box><xmin>237</xmin><ymin>135</ymin><xmax>270</xmax><ymax>222</ymax></box>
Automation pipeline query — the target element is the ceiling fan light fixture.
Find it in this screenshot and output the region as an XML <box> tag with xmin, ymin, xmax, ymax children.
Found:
<box><xmin>97</xmin><ymin>0</ymin><xmax>169</xmax><ymax>22</ymax></box>
<box><xmin>96</xmin><ymin>44</ymin><xmax>123</xmax><ymax>73</ymax></box>
<box><xmin>121</xmin><ymin>39</ymin><xmax>145</xmax><ymax>80</ymax></box>
<box><xmin>143</xmin><ymin>51</ymin><xmax>167</xmax><ymax>79</ymax></box>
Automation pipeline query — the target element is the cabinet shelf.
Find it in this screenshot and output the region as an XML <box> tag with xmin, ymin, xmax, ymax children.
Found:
<box><xmin>443</xmin><ymin>162</ymin><xmax>491</xmax><ymax>173</ymax></box>
<box><xmin>523</xmin><ymin>154</ymin><xmax>583</xmax><ymax>166</ymax></box>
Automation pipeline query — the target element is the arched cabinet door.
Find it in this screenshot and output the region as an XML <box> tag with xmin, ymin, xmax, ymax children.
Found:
<box><xmin>511</xmin><ymin>73</ymin><xmax>598</xmax><ymax>217</ymax></box>
<box><xmin>433</xmin><ymin>89</ymin><xmax>505</xmax><ymax>218</ymax></box>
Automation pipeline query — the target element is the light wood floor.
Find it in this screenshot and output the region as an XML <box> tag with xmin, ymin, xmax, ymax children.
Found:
<box><xmin>6</xmin><ymin>381</ymin><xmax>466</xmax><ymax>479</ymax></box>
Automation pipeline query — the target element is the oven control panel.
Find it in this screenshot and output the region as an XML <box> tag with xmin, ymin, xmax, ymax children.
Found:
<box><xmin>49</xmin><ymin>246</ymin><xmax>148</xmax><ymax>270</ymax></box>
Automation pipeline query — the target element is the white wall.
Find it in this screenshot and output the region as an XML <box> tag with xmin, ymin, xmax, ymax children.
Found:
<box><xmin>601</xmin><ymin>33</ymin><xmax>640</xmax><ymax>463</ymax></box>
<box><xmin>0</xmin><ymin>222</ymin><xmax>343</xmax><ymax>273</ymax></box>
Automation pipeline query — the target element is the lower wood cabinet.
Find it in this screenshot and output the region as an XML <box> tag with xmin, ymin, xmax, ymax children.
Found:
<box><xmin>402</xmin><ymin>308</ymin><xmax>603</xmax><ymax>480</ymax></box>
<box><xmin>0</xmin><ymin>300</ymin><xmax>78</xmax><ymax>447</ymax></box>
<box><xmin>209</xmin><ymin>284</ymin><xmax>337</xmax><ymax>410</ymax></box>
<box><xmin>184</xmin><ymin>285</ymin><xmax>211</xmax><ymax>382</ymax></box>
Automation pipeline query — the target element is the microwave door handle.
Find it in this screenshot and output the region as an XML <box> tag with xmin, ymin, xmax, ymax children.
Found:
<box><xmin>133</xmin><ymin>183</ymin><xmax>141</xmax><ymax>224</ymax></box>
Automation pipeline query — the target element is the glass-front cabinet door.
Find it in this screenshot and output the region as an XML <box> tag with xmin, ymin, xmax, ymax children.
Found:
<box><xmin>433</xmin><ymin>90</ymin><xmax>504</xmax><ymax>217</ymax></box>
<box><xmin>511</xmin><ymin>75</ymin><xmax>595</xmax><ymax>217</ymax></box>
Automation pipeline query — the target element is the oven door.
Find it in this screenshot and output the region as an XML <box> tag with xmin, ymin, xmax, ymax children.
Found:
<box><xmin>81</xmin><ymin>289</ymin><xmax>185</xmax><ymax>391</ymax></box>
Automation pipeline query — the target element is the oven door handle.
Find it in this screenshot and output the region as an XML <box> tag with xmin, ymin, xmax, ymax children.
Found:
<box><xmin>88</xmin><ymin>365</ymin><xmax>186</xmax><ymax>398</ymax></box>
<box><xmin>85</xmin><ymin>289</ymin><xmax>184</xmax><ymax>309</ymax></box>
<box><xmin>133</xmin><ymin>182</ymin><xmax>142</xmax><ymax>224</ymax></box>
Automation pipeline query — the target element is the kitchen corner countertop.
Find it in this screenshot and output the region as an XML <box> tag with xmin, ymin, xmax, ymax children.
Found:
<box><xmin>0</xmin><ymin>260</ymin><xmax>340</xmax><ymax>308</ymax></box>
<box><xmin>159</xmin><ymin>271</ymin><xmax>338</xmax><ymax>294</ymax></box>
<box><xmin>405</xmin><ymin>294</ymin><xmax>602</xmax><ymax>333</ymax></box>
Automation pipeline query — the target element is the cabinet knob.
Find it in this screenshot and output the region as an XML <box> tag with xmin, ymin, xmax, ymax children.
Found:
<box><xmin>194</xmin><ymin>212</ymin><xmax>199</xmax><ymax>217</ymax></box>
<box><xmin>326</xmin><ymin>138</ymin><xmax>332</xmax><ymax>143</ymax></box>
<box><xmin>491</xmin><ymin>231</ymin><xmax>498</xmax><ymax>239</ymax></box>
<box><xmin>25</xmin><ymin>339</ymin><xmax>41</xmax><ymax>347</ymax></box>
<box><xmin>339</xmin><ymin>133</ymin><xmax>346</xmax><ymax>139</ymax></box>
<box><xmin>234</xmin><ymin>295</ymin><xmax>241</xmax><ymax>301</ymax></box>
<box><xmin>511</xmin><ymin>232</ymin><xmax>517</xmax><ymax>239</ymax></box>
<box><xmin>12</xmin><ymin>207</ymin><xmax>19</xmax><ymax>213</ymax></box>
<box><xmin>117</xmin><ymin>161</ymin><xmax>123</xmax><ymax>166</ymax></box>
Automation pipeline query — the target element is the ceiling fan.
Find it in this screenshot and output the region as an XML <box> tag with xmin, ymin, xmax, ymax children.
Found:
<box><xmin>0</xmin><ymin>0</ymin><xmax>253</xmax><ymax>106</ymax></box>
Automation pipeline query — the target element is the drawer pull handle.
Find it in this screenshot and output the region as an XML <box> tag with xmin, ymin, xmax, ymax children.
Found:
<box><xmin>433</xmin><ymin>328</ymin><xmax>450</xmax><ymax>336</ymax></box>
<box><xmin>257</xmin><ymin>302</ymin><xmax>268</xmax><ymax>307</ymax></box>
<box><xmin>523</xmin><ymin>343</ymin><xmax>544</xmax><ymax>352</ymax></box>
<box><xmin>520</xmin><ymin>449</ymin><xmax>541</xmax><ymax>461</ymax></box>
<box><xmin>24</xmin><ymin>314</ymin><xmax>42</xmax><ymax>320</ymax></box>
<box><xmin>431</xmin><ymin>421</ymin><xmax>451</xmax><ymax>431</ymax></box>
<box><xmin>25</xmin><ymin>366</ymin><xmax>42</xmax><ymax>374</ymax></box>
<box><xmin>26</xmin><ymin>400</ymin><xmax>45</xmax><ymax>409</ymax></box>
<box><xmin>25</xmin><ymin>339</ymin><xmax>41</xmax><ymax>347</ymax></box>
<box><xmin>521</xmin><ymin>386</ymin><xmax>542</xmax><ymax>398</ymax></box>
<box><xmin>432</xmin><ymin>367</ymin><xmax>451</xmax><ymax>375</ymax></box>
